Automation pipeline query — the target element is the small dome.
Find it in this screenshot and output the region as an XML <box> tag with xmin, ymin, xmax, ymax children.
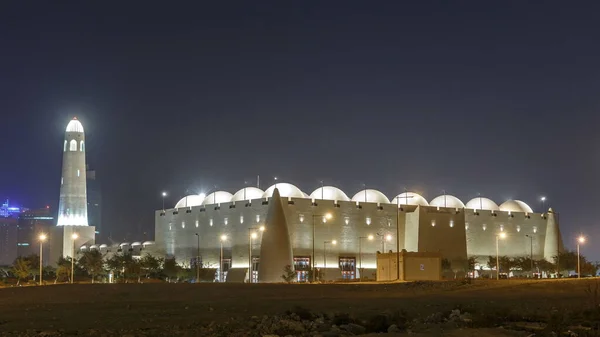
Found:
<box><xmin>499</xmin><ymin>200</ymin><xmax>533</xmax><ymax>213</ymax></box>
<box><xmin>175</xmin><ymin>195</ymin><xmax>204</xmax><ymax>208</ymax></box>
<box><xmin>351</xmin><ymin>189</ymin><xmax>391</xmax><ymax>204</ymax></box>
<box><xmin>309</xmin><ymin>186</ymin><xmax>350</xmax><ymax>201</ymax></box>
<box><xmin>430</xmin><ymin>195</ymin><xmax>465</xmax><ymax>208</ymax></box>
<box><xmin>203</xmin><ymin>191</ymin><xmax>233</xmax><ymax>205</ymax></box>
<box><xmin>231</xmin><ymin>187</ymin><xmax>265</xmax><ymax>202</ymax></box>
<box><xmin>131</xmin><ymin>242</ymin><xmax>142</xmax><ymax>246</ymax></box>
<box><xmin>99</xmin><ymin>244</ymin><xmax>108</xmax><ymax>249</ymax></box>
<box><xmin>263</xmin><ymin>183</ymin><xmax>306</xmax><ymax>199</ymax></box>
<box><xmin>142</xmin><ymin>241</ymin><xmax>154</xmax><ymax>246</ymax></box>
<box><xmin>391</xmin><ymin>192</ymin><xmax>429</xmax><ymax>206</ymax></box>
<box><xmin>465</xmin><ymin>197</ymin><xmax>500</xmax><ymax>211</ymax></box>
<box><xmin>66</xmin><ymin>118</ymin><xmax>84</xmax><ymax>133</ymax></box>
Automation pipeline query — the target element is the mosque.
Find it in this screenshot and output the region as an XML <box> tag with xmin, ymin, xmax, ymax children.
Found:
<box><xmin>155</xmin><ymin>182</ymin><xmax>563</xmax><ymax>281</ymax></box>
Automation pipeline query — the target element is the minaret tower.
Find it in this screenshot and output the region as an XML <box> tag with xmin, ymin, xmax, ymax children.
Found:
<box><xmin>57</xmin><ymin>117</ymin><xmax>88</xmax><ymax>227</ymax></box>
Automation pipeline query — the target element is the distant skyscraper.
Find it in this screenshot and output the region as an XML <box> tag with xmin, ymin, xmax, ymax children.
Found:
<box><xmin>57</xmin><ymin>118</ymin><xmax>88</xmax><ymax>227</ymax></box>
<box><xmin>86</xmin><ymin>166</ymin><xmax>102</xmax><ymax>235</ymax></box>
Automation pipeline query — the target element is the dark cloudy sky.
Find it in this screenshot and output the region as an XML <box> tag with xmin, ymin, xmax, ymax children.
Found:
<box><xmin>1</xmin><ymin>2</ymin><xmax>599</xmax><ymax>257</ymax></box>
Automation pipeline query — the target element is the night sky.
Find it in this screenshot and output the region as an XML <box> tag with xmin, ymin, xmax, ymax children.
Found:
<box><xmin>1</xmin><ymin>2</ymin><xmax>599</xmax><ymax>258</ymax></box>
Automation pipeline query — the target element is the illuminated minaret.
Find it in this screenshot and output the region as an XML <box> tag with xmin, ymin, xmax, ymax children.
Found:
<box><xmin>57</xmin><ymin>117</ymin><xmax>88</xmax><ymax>227</ymax></box>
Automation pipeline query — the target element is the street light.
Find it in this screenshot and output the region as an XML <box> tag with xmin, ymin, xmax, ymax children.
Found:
<box><xmin>161</xmin><ymin>191</ymin><xmax>167</xmax><ymax>211</ymax></box>
<box><xmin>220</xmin><ymin>234</ymin><xmax>227</xmax><ymax>282</ymax></box>
<box><xmin>377</xmin><ymin>233</ymin><xmax>393</xmax><ymax>252</ymax></box>
<box><xmin>496</xmin><ymin>232</ymin><xmax>506</xmax><ymax>280</ymax></box>
<box><xmin>323</xmin><ymin>240</ymin><xmax>337</xmax><ymax>281</ymax></box>
<box><xmin>195</xmin><ymin>233</ymin><xmax>200</xmax><ymax>282</ymax></box>
<box><xmin>248</xmin><ymin>226</ymin><xmax>265</xmax><ymax>283</ymax></box>
<box><xmin>71</xmin><ymin>233</ymin><xmax>78</xmax><ymax>284</ymax></box>
<box><xmin>38</xmin><ymin>234</ymin><xmax>46</xmax><ymax>286</ymax></box>
<box><xmin>312</xmin><ymin>213</ymin><xmax>332</xmax><ymax>282</ymax></box>
<box><xmin>525</xmin><ymin>234</ymin><xmax>534</xmax><ymax>278</ymax></box>
<box><xmin>358</xmin><ymin>234</ymin><xmax>374</xmax><ymax>281</ymax></box>
<box><xmin>577</xmin><ymin>236</ymin><xmax>586</xmax><ymax>279</ymax></box>
<box><xmin>540</xmin><ymin>196</ymin><xmax>546</xmax><ymax>211</ymax></box>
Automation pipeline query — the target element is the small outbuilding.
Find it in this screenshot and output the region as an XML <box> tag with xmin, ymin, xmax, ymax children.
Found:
<box><xmin>376</xmin><ymin>250</ymin><xmax>442</xmax><ymax>281</ymax></box>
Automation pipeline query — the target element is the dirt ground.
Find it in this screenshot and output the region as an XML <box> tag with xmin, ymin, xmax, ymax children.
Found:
<box><xmin>0</xmin><ymin>278</ymin><xmax>596</xmax><ymax>335</ymax></box>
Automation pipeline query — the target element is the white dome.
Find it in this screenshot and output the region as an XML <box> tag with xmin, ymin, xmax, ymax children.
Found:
<box><xmin>465</xmin><ymin>197</ymin><xmax>499</xmax><ymax>211</ymax></box>
<box><xmin>263</xmin><ymin>183</ymin><xmax>306</xmax><ymax>199</ymax></box>
<box><xmin>430</xmin><ymin>195</ymin><xmax>465</xmax><ymax>208</ymax></box>
<box><xmin>231</xmin><ymin>187</ymin><xmax>265</xmax><ymax>202</ymax></box>
<box><xmin>391</xmin><ymin>192</ymin><xmax>429</xmax><ymax>206</ymax></box>
<box><xmin>203</xmin><ymin>191</ymin><xmax>233</xmax><ymax>205</ymax></box>
<box><xmin>309</xmin><ymin>186</ymin><xmax>350</xmax><ymax>201</ymax></box>
<box><xmin>66</xmin><ymin>118</ymin><xmax>84</xmax><ymax>133</ymax></box>
<box><xmin>351</xmin><ymin>189</ymin><xmax>390</xmax><ymax>204</ymax></box>
<box><xmin>499</xmin><ymin>200</ymin><xmax>533</xmax><ymax>213</ymax></box>
<box><xmin>175</xmin><ymin>195</ymin><xmax>205</xmax><ymax>208</ymax></box>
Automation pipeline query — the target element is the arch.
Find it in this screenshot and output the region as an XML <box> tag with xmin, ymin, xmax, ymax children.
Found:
<box><xmin>64</xmin><ymin>140</ymin><xmax>67</xmax><ymax>152</ymax></box>
<box><xmin>80</xmin><ymin>141</ymin><xmax>85</xmax><ymax>152</ymax></box>
<box><xmin>69</xmin><ymin>139</ymin><xmax>77</xmax><ymax>151</ymax></box>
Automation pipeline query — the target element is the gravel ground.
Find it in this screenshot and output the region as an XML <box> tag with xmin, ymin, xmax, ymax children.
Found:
<box><xmin>0</xmin><ymin>279</ymin><xmax>595</xmax><ymax>336</ymax></box>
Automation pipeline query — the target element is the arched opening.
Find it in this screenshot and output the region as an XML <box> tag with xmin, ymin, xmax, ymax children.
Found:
<box><xmin>80</xmin><ymin>141</ymin><xmax>85</xmax><ymax>152</ymax></box>
<box><xmin>63</xmin><ymin>140</ymin><xmax>67</xmax><ymax>152</ymax></box>
<box><xmin>69</xmin><ymin>139</ymin><xmax>77</xmax><ymax>151</ymax></box>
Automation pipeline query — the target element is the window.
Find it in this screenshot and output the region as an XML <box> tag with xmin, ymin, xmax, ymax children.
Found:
<box><xmin>80</xmin><ymin>141</ymin><xmax>85</xmax><ymax>152</ymax></box>
<box><xmin>366</xmin><ymin>217</ymin><xmax>371</xmax><ymax>225</ymax></box>
<box><xmin>181</xmin><ymin>221</ymin><xmax>185</xmax><ymax>229</ymax></box>
<box><xmin>299</xmin><ymin>215</ymin><xmax>304</xmax><ymax>223</ymax></box>
<box><xmin>516</xmin><ymin>225</ymin><xmax>521</xmax><ymax>232</ymax></box>
<box><xmin>256</xmin><ymin>215</ymin><xmax>260</xmax><ymax>223</ymax></box>
<box><xmin>449</xmin><ymin>220</ymin><xmax>454</xmax><ymax>228</ymax></box>
<box><xmin>209</xmin><ymin>219</ymin><xmax>213</xmax><ymax>226</ymax></box>
<box><xmin>339</xmin><ymin>257</ymin><xmax>356</xmax><ymax>280</ymax></box>
<box><xmin>293</xmin><ymin>256</ymin><xmax>311</xmax><ymax>282</ymax></box>
<box><xmin>431</xmin><ymin>220</ymin><xmax>436</xmax><ymax>227</ymax></box>
<box><xmin>69</xmin><ymin>139</ymin><xmax>77</xmax><ymax>151</ymax></box>
<box><xmin>224</xmin><ymin>218</ymin><xmax>228</xmax><ymax>225</ymax></box>
<box><xmin>240</xmin><ymin>215</ymin><xmax>244</xmax><ymax>224</ymax></box>
<box><xmin>195</xmin><ymin>220</ymin><xmax>199</xmax><ymax>228</ymax></box>
<box><xmin>63</xmin><ymin>140</ymin><xmax>67</xmax><ymax>152</ymax></box>
<box><xmin>61</xmin><ymin>177</ymin><xmax>63</xmax><ymax>185</ymax></box>
<box><xmin>77</xmin><ymin>169</ymin><xmax>80</xmax><ymax>177</ymax></box>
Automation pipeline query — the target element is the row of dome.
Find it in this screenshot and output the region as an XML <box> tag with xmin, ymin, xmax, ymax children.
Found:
<box><xmin>173</xmin><ymin>183</ymin><xmax>535</xmax><ymax>213</ymax></box>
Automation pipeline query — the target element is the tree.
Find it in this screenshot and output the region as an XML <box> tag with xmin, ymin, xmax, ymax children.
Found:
<box><xmin>140</xmin><ymin>254</ymin><xmax>163</xmax><ymax>279</ymax></box>
<box><xmin>12</xmin><ymin>257</ymin><xmax>31</xmax><ymax>285</ymax></box>
<box><xmin>281</xmin><ymin>265</ymin><xmax>296</xmax><ymax>283</ymax></box>
<box><xmin>486</xmin><ymin>256</ymin><xmax>496</xmax><ymax>271</ymax></box>
<box><xmin>451</xmin><ymin>258</ymin><xmax>468</xmax><ymax>279</ymax></box>
<box><xmin>498</xmin><ymin>256</ymin><xmax>516</xmax><ymax>275</ymax></box>
<box><xmin>553</xmin><ymin>251</ymin><xmax>578</xmax><ymax>275</ymax></box>
<box><xmin>78</xmin><ymin>250</ymin><xmax>105</xmax><ymax>283</ymax></box>
<box><xmin>536</xmin><ymin>259</ymin><xmax>555</xmax><ymax>277</ymax></box>
<box><xmin>162</xmin><ymin>257</ymin><xmax>178</xmax><ymax>282</ymax></box>
<box><xmin>55</xmin><ymin>256</ymin><xmax>72</xmax><ymax>283</ymax></box>
<box><xmin>441</xmin><ymin>258</ymin><xmax>452</xmax><ymax>272</ymax></box>
<box><xmin>467</xmin><ymin>257</ymin><xmax>477</xmax><ymax>277</ymax></box>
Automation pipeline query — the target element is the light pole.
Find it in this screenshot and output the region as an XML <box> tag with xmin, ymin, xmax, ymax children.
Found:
<box><xmin>195</xmin><ymin>233</ymin><xmax>200</xmax><ymax>282</ymax></box>
<box><xmin>323</xmin><ymin>240</ymin><xmax>337</xmax><ymax>281</ymax></box>
<box><xmin>220</xmin><ymin>234</ymin><xmax>227</xmax><ymax>282</ymax></box>
<box><xmin>540</xmin><ymin>196</ymin><xmax>546</xmax><ymax>211</ymax></box>
<box><xmin>525</xmin><ymin>234</ymin><xmax>534</xmax><ymax>278</ymax></box>
<box><xmin>38</xmin><ymin>234</ymin><xmax>46</xmax><ymax>285</ymax></box>
<box><xmin>496</xmin><ymin>232</ymin><xmax>506</xmax><ymax>280</ymax></box>
<box><xmin>161</xmin><ymin>191</ymin><xmax>167</xmax><ymax>211</ymax></box>
<box><xmin>248</xmin><ymin>226</ymin><xmax>265</xmax><ymax>283</ymax></box>
<box><xmin>577</xmin><ymin>236</ymin><xmax>586</xmax><ymax>279</ymax></box>
<box><xmin>358</xmin><ymin>235</ymin><xmax>374</xmax><ymax>281</ymax></box>
<box><xmin>312</xmin><ymin>213</ymin><xmax>332</xmax><ymax>282</ymax></box>
<box><xmin>377</xmin><ymin>233</ymin><xmax>393</xmax><ymax>252</ymax></box>
<box><xmin>71</xmin><ymin>233</ymin><xmax>78</xmax><ymax>284</ymax></box>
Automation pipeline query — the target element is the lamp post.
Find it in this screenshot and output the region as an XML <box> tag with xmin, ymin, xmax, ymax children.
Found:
<box><xmin>496</xmin><ymin>232</ymin><xmax>506</xmax><ymax>280</ymax></box>
<box><xmin>312</xmin><ymin>213</ymin><xmax>332</xmax><ymax>282</ymax></box>
<box><xmin>377</xmin><ymin>233</ymin><xmax>393</xmax><ymax>252</ymax></box>
<box><xmin>525</xmin><ymin>235</ymin><xmax>534</xmax><ymax>278</ymax></box>
<box><xmin>161</xmin><ymin>192</ymin><xmax>167</xmax><ymax>211</ymax></box>
<box><xmin>71</xmin><ymin>233</ymin><xmax>78</xmax><ymax>284</ymax></box>
<box><xmin>220</xmin><ymin>234</ymin><xmax>227</xmax><ymax>282</ymax></box>
<box><xmin>323</xmin><ymin>240</ymin><xmax>337</xmax><ymax>281</ymax></box>
<box><xmin>577</xmin><ymin>236</ymin><xmax>586</xmax><ymax>279</ymax></box>
<box><xmin>38</xmin><ymin>234</ymin><xmax>46</xmax><ymax>285</ymax></box>
<box><xmin>358</xmin><ymin>235</ymin><xmax>374</xmax><ymax>281</ymax></box>
<box><xmin>195</xmin><ymin>233</ymin><xmax>200</xmax><ymax>282</ymax></box>
<box><xmin>248</xmin><ymin>226</ymin><xmax>265</xmax><ymax>283</ymax></box>
<box><xmin>540</xmin><ymin>196</ymin><xmax>546</xmax><ymax>211</ymax></box>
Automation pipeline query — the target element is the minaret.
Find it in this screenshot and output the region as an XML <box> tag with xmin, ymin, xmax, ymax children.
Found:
<box><xmin>57</xmin><ymin>117</ymin><xmax>88</xmax><ymax>227</ymax></box>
